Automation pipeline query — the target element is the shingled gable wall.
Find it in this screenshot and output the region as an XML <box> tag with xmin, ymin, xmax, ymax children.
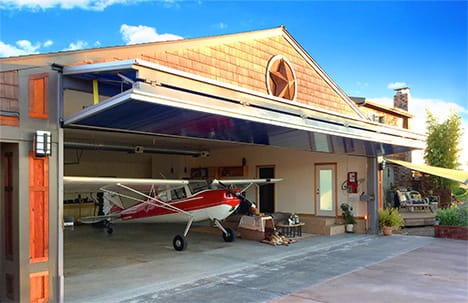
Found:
<box><xmin>142</xmin><ymin>36</ymin><xmax>361</xmax><ymax>118</ymax></box>
<box><xmin>64</xmin><ymin>27</ymin><xmax>364</xmax><ymax>119</ymax></box>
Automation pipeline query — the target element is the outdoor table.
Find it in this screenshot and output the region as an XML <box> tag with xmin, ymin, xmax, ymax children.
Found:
<box><xmin>276</xmin><ymin>222</ymin><xmax>305</xmax><ymax>237</ymax></box>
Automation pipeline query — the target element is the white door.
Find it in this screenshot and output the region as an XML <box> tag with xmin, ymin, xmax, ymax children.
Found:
<box><xmin>316</xmin><ymin>164</ymin><xmax>336</xmax><ymax>216</ymax></box>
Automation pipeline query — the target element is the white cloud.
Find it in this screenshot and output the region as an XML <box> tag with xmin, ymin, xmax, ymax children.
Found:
<box><xmin>350</xmin><ymin>81</ymin><xmax>369</xmax><ymax>95</ymax></box>
<box><xmin>120</xmin><ymin>24</ymin><xmax>182</xmax><ymax>45</ymax></box>
<box><xmin>410</xmin><ymin>97</ymin><xmax>466</xmax><ymax>133</ymax></box>
<box><xmin>0</xmin><ymin>41</ymin><xmax>28</xmax><ymax>57</ymax></box>
<box><xmin>387</xmin><ymin>82</ymin><xmax>407</xmax><ymax>90</ymax></box>
<box><xmin>43</xmin><ymin>40</ymin><xmax>54</xmax><ymax>47</ymax></box>
<box><xmin>370</xmin><ymin>97</ymin><xmax>393</xmax><ymax>107</ymax></box>
<box><xmin>16</xmin><ymin>40</ymin><xmax>41</xmax><ymax>53</ymax></box>
<box><xmin>0</xmin><ymin>23</ymin><xmax>182</xmax><ymax>58</ymax></box>
<box><xmin>63</xmin><ymin>40</ymin><xmax>89</xmax><ymax>51</ymax></box>
<box><xmin>0</xmin><ymin>0</ymin><xmax>133</xmax><ymax>11</ymax></box>
<box><xmin>214</xmin><ymin>22</ymin><xmax>228</xmax><ymax>30</ymax></box>
<box><xmin>0</xmin><ymin>39</ymin><xmax>54</xmax><ymax>57</ymax></box>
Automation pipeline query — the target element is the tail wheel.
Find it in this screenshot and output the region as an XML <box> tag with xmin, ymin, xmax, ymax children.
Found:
<box><xmin>105</xmin><ymin>221</ymin><xmax>113</xmax><ymax>234</ymax></box>
<box><xmin>173</xmin><ymin>234</ymin><xmax>188</xmax><ymax>251</ymax></box>
<box><xmin>222</xmin><ymin>227</ymin><xmax>236</xmax><ymax>242</ymax></box>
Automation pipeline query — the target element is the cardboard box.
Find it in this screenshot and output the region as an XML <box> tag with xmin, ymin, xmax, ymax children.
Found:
<box><xmin>238</xmin><ymin>227</ymin><xmax>267</xmax><ymax>241</ymax></box>
<box><xmin>238</xmin><ymin>215</ymin><xmax>275</xmax><ymax>240</ymax></box>
<box><xmin>238</xmin><ymin>215</ymin><xmax>274</xmax><ymax>232</ymax></box>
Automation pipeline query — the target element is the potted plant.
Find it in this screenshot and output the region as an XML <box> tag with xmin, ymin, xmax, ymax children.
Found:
<box><xmin>378</xmin><ymin>208</ymin><xmax>404</xmax><ymax>236</ymax></box>
<box><xmin>340</xmin><ymin>203</ymin><xmax>356</xmax><ymax>233</ymax></box>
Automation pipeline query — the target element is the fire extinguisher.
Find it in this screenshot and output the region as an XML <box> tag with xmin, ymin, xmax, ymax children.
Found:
<box><xmin>347</xmin><ymin>172</ymin><xmax>358</xmax><ymax>193</ymax></box>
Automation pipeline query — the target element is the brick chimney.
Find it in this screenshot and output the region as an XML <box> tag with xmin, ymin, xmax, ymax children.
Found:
<box><xmin>393</xmin><ymin>87</ymin><xmax>410</xmax><ymax>111</ymax></box>
<box><xmin>391</xmin><ymin>87</ymin><xmax>413</xmax><ymax>189</ymax></box>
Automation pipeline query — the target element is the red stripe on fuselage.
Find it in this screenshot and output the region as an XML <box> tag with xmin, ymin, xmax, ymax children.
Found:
<box><xmin>119</xmin><ymin>189</ymin><xmax>240</xmax><ymax>220</ymax></box>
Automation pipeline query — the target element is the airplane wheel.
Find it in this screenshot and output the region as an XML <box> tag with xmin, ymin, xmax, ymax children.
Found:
<box><xmin>173</xmin><ymin>235</ymin><xmax>187</xmax><ymax>251</ymax></box>
<box><xmin>222</xmin><ymin>227</ymin><xmax>236</xmax><ymax>242</ymax></box>
<box><xmin>105</xmin><ymin>222</ymin><xmax>113</xmax><ymax>234</ymax></box>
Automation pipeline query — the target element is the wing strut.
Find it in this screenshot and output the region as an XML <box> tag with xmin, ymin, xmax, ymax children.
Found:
<box><xmin>115</xmin><ymin>183</ymin><xmax>195</xmax><ymax>238</ymax></box>
<box><xmin>115</xmin><ymin>183</ymin><xmax>193</xmax><ymax>216</ymax></box>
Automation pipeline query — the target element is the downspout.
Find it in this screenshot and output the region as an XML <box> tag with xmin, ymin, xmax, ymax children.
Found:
<box><xmin>367</xmin><ymin>157</ymin><xmax>379</xmax><ymax>233</ymax></box>
<box><xmin>52</xmin><ymin>63</ymin><xmax>65</xmax><ymax>303</ymax></box>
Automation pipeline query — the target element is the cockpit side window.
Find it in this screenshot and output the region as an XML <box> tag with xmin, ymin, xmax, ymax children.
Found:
<box><xmin>170</xmin><ymin>187</ymin><xmax>187</xmax><ymax>200</ymax></box>
<box><xmin>158</xmin><ymin>190</ymin><xmax>169</xmax><ymax>201</ymax></box>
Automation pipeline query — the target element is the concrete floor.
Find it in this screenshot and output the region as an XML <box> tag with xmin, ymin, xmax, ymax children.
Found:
<box><xmin>64</xmin><ymin>223</ymin><xmax>467</xmax><ymax>303</ymax></box>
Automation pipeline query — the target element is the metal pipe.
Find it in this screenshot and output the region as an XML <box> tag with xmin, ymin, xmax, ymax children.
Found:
<box><xmin>64</xmin><ymin>142</ymin><xmax>206</xmax><ymax>157</ymax></box>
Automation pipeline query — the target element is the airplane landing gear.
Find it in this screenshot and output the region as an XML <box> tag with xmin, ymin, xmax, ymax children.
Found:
<box><xmin>213</xmin><ymin>219</ymin><xmax>236</xmax><ymax>243</ymax></box>
<box><xmin>173</xmin><ymin>234</ymin><xmax>188</xmax><ymax>251</ymax></box>
<box><xmin>222</xmin><ymin>227</ymin><xmax>236</xmax><ymax>242</ymax></box>
<box><xmin>105</xmin><ymin>221</ymin><xmax>113</xmax><ymax>234</ymax></box>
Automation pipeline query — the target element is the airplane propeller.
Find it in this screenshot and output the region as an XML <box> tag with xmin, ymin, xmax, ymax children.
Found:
<box><xmin>214</xmin><ymin>180</ymin><xmax>254</xmax><ymax>215</ymax></box>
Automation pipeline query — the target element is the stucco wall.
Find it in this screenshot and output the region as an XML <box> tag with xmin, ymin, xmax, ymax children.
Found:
<box><xmin>64</xmin><ymin>143</ymin><xmax>369</xmax><ymax>218</ymax></box>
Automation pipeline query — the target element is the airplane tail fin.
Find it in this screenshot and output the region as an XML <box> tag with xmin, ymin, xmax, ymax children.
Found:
<box><xmin>103</xmin><ymin>192</ymin><xmax>125</xmax><ymax>215</ymax></box>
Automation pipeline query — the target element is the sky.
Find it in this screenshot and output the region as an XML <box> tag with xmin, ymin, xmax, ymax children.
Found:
<box><xmin>1</xmin><ymin>0</ymin><xmax>467</xmax><ymax>168</ymax></box>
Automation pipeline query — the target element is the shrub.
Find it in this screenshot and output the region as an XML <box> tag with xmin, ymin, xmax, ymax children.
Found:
<box><xmin>453</xmin><ymin>187</ymin><xmax>465</xmax><ymax>196</ymax></box>
<box><xmin>436</xmin><ymin>204</ymin><xmax>468</xmax><ymax>226</ymax></box>
<box><xmin>378</xmin><ymin>208</ymin><xmax>404</xmax><ymax>230</ymax></box>
<box><xmin>454</xmin><ymin>187</ymin><xmax>468</xmax><ymax>202</ymax></box>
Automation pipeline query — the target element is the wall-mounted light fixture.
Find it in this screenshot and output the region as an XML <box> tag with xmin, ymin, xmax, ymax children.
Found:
<box><xmin>378</xmin><ymin>160</ymin><xmax>386</xmax><ymax>171</ymax></box>
<box><xmin>34</xmin><ymin>130</ymin><xmax>51</xmax><ymax>157</ymax></box>
<box><xmin>377</xmin><ymin>156</ymin><xmax>386</xmax><ymax>170</ymax></box>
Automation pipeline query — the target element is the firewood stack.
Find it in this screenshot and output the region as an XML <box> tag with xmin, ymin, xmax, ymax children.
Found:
<box><xmin>263</xmin><ymin>230</ymin><xmax>296</xmax><ymax>246</ymax></box>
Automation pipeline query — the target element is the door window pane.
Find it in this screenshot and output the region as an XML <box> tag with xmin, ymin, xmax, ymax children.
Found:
<box><xmin>319</xmin><ymin>169</ymin><xmax>332</xmax><ymax>211</ymax></box>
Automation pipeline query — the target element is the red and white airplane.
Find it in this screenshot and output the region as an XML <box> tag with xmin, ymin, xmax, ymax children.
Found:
<box><xmin>63</xmin><ymin>176</ymin><xmax>281</xmax><ymax>251</ymax></box>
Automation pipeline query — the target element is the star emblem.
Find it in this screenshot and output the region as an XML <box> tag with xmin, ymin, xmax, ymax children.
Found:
<box><xmin>268</xmin><ymin>57</ymin><xmax>296</xmax><ymax>100</ymax></box>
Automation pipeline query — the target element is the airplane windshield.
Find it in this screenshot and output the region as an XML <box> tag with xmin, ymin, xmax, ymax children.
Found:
<box><xmin>188</xmin><ymin>181</ymin><xmax>212</xmax><ymax>194</ymax></box>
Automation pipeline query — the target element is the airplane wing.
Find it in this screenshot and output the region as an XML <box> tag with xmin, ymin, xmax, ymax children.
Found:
<box><xmin>64</xmin><ymin>176</ymin><xmax>193</xmax><ymax>225</ymax></box>
<box><xmin>63</xmin><ymin>176</ymin><xmax>190</xmax><ymax>193</ymax></box>
<box><xmin>212</xmin><ymin>178</ymin><xmax>282</xmax><ymax>193</ymax></box>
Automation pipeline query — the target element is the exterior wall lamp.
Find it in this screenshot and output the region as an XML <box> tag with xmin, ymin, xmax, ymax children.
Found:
<box><xmin>34</xmin><ymin>130</ymin><xmax>52</xmax><ymax>157</ymax></box>
<box><xmin>377</xmin><ymin>156</ymin><xmax>386</xmax><ymax>170</ymax></box>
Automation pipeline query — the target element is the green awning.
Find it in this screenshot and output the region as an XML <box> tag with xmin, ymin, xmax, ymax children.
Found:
<box><xmin>386</xmin><ymin>159</ymin><xmax>468</xmax><ymax>185</ymax></box>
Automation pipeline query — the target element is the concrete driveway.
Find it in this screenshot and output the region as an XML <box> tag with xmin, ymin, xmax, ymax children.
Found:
<box><xmin>271</xmin><ymin>237</ymin><xmax>468</xmax><ymax>303</ymax></box>
<box><xmin>64</xmin><ymin>224</ymin><xmax>468</xmax><ymax>303</ymax></box>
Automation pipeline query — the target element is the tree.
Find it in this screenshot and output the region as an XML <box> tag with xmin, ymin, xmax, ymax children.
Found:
<box><xmin>424</xmin><ymin>110</ymin><xmax>463</xmax><ymax>190</ymax></box>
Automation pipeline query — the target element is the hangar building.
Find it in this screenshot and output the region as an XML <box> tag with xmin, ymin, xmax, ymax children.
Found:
<box><xmin>0</xmin><ymin>26</ymin><xmax>425</xmax><ymax>302</ymax></box>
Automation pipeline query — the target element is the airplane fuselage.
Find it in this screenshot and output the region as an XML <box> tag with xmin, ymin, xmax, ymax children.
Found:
<box><xmin>116</xmin><ymin>189</ymin><xmax>241</xmax><ymax>223</ymax></box>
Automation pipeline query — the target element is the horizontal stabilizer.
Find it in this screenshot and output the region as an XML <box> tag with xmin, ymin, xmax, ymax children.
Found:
<box><xmin>78</xmin><ymin>214</ymin><xmax>119</xmax><ymax>224</ymax></box>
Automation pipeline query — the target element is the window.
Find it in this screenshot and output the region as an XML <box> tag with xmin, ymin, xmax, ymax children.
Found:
<box><xmin>158</xmin><ymin>191</ymin><xmax>169</xmax><ymax>201</ymax></box>
<box><xmin>372</xmin><ymin>114</ymin><xmax>385</xmax><ymax>124</ymax></box>
<box><xmin>170</xmin><ymin>187</ymin><xmax>187</xmax><ymax>200</ymax></box>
